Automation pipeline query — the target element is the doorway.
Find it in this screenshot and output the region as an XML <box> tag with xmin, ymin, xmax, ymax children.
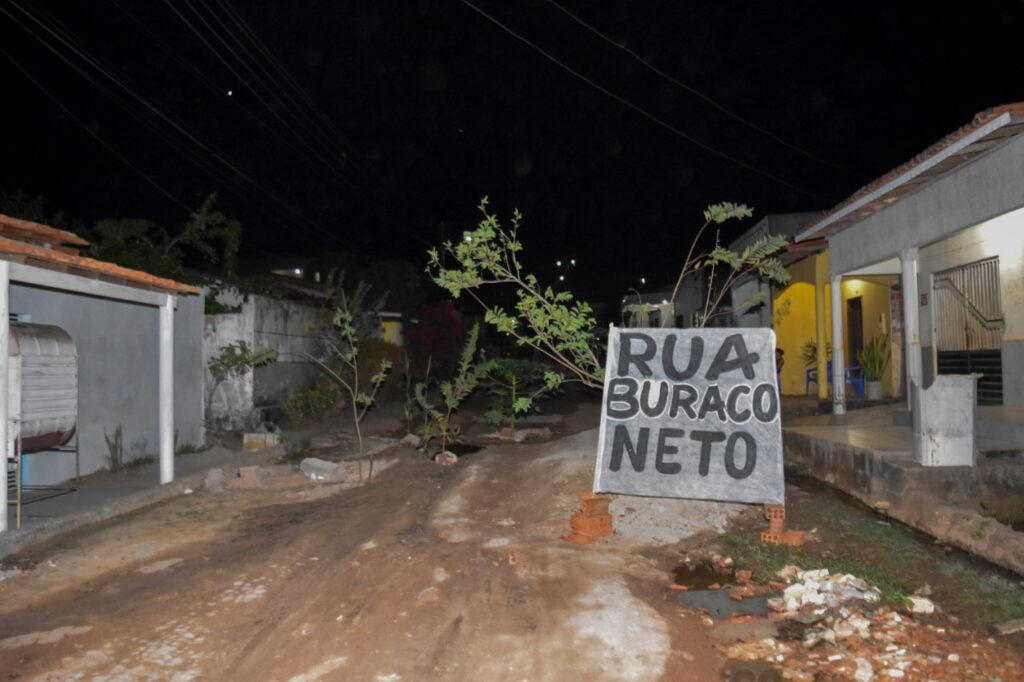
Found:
<box><xmin>847</xmin><ymin>297</ymin><xmax>864</xmax><ymax>366</ymax></box>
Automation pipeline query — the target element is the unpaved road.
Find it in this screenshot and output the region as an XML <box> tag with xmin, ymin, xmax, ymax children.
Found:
<box><xmin>0</xmin><ymin>409</ymin><xmax>740</xmax><ymax>681</ymax></box>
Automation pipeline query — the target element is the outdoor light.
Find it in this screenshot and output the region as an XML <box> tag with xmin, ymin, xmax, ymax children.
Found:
<box><xmin>463</xmin><ymin>234</ymin><xmax>472</xmax><ymax>243</ymax></box>
<box><xmin>570</xmin><ymin>258</ymin><xmax>576</xmax><ymax>266</ymax></box>
<box><xmin>293</xmin><ymin>267</ymin><xmax>301</xmax><ymax>275</ymax></box>
<box><xmin>556</xmin><ymin>259</ymin><xmax>562</xmax><ymax>267</ymax></box>
<box><xmin>227</xmin><ymin>89</ymin><xmax>233</xmax><ymax>96</ymax></box>
<box><xmin>559</xmin><ymin>275</ymin><xmax>565</xmax><ymax>281</ymax></box>
<box><xmin>640</xmin><ymin>277</ymin><xmax>646</xmax><ymax>285</ymax></box>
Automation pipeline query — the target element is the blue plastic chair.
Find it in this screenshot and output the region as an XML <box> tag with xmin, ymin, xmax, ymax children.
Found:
<box><xmin>805</xmin><ymin>361</ymin><xmax>865</xmax><ymax>398</ymax></box>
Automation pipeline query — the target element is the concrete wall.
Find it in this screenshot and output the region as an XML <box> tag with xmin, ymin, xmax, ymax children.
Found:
<box><xmin>203</xmin><ymin>304</ymin><xmax>255</xmax><ymax>431</ymax></box>
<box><xmin>917</xmin><ymin>206</ymin><xmax>1024</xmax><ymax>404</ymax></box>
<box><xmin>204</xmin><ymin>290</ymin><xmax>332</xmax><ymax>428</ymax></box>
<box><xmin>10</xmin><ymin>285</ymin><xmax>205</xmax><ymax>484</ymax></box>
<box><xmin>251</xmin><ymin>296</ymin><xmax>329</xmax><ymax>405</ymax></box>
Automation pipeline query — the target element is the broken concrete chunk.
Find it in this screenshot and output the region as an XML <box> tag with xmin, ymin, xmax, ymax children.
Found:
<box><xmin>299</xmin><ymin>457</ymin><xmax>348</xmax><ymax>482</ymax></box>
<box><xmin>203</xmin><ymin>467</ymin><xmax>227</xmax><ymax>491</ymax></box>
<box><xmin>908</xmin><ymin>596</ymin><xmax>935</xmax><ymax>615</ymax></box>
<box><xmin>435</xmin><ymin>451</ymin><xmax>458</xmax><ymax>466</ymax></box>
<box><xmin>401</xmin><ymin>433</ymin><xmax>422</xmax><ymax>448</ymax></box>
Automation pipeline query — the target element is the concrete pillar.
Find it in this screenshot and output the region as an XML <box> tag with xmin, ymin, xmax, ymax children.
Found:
<box><xmin>900</xmin><ymin>248</ymin><xmax>922</xmax><ymax>410</ymax></box>
<box><xmin>814</xmin><ymin>254</ymin><xmax>829</xmax><ymax>400</ymax></box>
<box><xmin>830</xmin><ymin>273</ymin><xmax>846</xmax><ymax>415</ymax></box>
<box><xmin>0</xmin><ymin>261</ymin><xmax>8</xmax><ymax>533</ymax></box>
<box><xmin>159</xmin><ymin>295</ymin><xmax>175</xmax><ymax>485</ymax></box>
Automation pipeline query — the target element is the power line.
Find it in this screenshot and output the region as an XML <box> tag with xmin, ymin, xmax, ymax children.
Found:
<box><xmin>108</xmin><ymin>0</ymin><xmax>367</xmax><ymax>194</ymax></box>
<box><xmin>546</xmin><ymin>0</ymin><xmax>860</xmax><ymax>179</ymax></box>
<box><xmin>460</xmin><ymin>0</ymin><xmax>823</xmax><ymax>200</ymax></box>
<box><xmin>163</xmin><ymin>0</ymin><xmax>362</xmax><ymax>189</ymax></box>
<box><xmin>1</xmin><ymin>47</ymin><xmax>193</xmax><ymax>212</ymax></box>
<box><xmin>3</xmin><ymin>0</ymin><xmax>350</xmax><ymax>247</ymax></box>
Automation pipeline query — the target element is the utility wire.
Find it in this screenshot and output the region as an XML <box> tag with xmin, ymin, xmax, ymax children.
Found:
<box><xmin>460</xmin><ymin>0</ymin><xmax>823</xmax><ymax>200</ymax></box>
<box><xmin>3</xmin><ymin>0</ymin><xmax>349</xmax><ymax>247</ymax></box>
<box><xmin>214</xmin><ymin>0</ymin><xmax>378</xmax><ymax>177</ymax></box>
<box><xmin>545</xmin><ymin>0</ymin><xmax>859</xmax><ymax>178</ymax></box>
<box><xmin>109</xmin><ymin>0</ymin><xmax>369</xmax><ymax>195</ymax></box>
<box><xmin>1</xmin><ymin>47</ymin><xmax>194</xmax><ymax>213</ymax></box>
<box><xmin>165</xmin><ymin>0</ymin><xmax>361</xmax><ymax>188</ymax></box>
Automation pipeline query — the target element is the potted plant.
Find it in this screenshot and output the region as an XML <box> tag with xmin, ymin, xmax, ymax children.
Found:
<box><xmin>857</xmin><ymin>332</ymin><xmax>891</xmax><ymax>400</ymax></box>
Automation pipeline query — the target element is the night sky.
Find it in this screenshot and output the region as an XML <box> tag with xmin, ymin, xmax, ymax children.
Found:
<box><xmin>3</xmin><ymin>1</ymin><xmax>1024</xmax><ymax>300</ymax></box>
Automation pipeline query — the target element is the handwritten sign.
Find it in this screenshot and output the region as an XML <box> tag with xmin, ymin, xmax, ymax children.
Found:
<box><xmin>593</xmin><ymin>327</ymin><xmax>784</xmax><ymax>505</ymax></box>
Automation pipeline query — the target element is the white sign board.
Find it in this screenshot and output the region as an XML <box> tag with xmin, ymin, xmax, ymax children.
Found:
<box><xmin>593</xmin><ymin>327</ymin><xmax>784</xmax><ymax>505</ymax></box>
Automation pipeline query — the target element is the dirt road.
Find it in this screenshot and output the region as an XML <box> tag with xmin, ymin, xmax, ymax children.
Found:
<box><xmin>0</xmin><ymin>408</ymin><xmax>735</xmax><ymax>681</ymax></box>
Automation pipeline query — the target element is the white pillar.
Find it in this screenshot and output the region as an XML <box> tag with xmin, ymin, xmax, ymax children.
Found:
<box><xmin>0</xmin><ymin>261</ymin><xmax>8</xmax><ymax>533</ymax></box>
<box><xmin>159</xmin><ymin>295</ymin><xmax>175</xmax><ymax>485</ymax></box>
<box><xmin>830</xmin><ymin>273</ymin><xmax>846</xmax><ymax>415</ymax></box>
<box><xmin>900</xmin><ymin>248</ymin><xmax>922</xmax><ymax>410</ymax></box>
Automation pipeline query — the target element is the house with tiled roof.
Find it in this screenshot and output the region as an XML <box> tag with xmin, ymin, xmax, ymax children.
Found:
<box><xmin>794</xmin><ymin>103</ymin><xmax>1024</xmax><ymax>464</ymax></box>
<box><xmin>0</xmin><ymin>214</ymin><xmax>205</xmax><ymax>532</ymax></box>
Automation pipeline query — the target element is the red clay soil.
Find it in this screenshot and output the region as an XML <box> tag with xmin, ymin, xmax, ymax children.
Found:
<box><xmin>0</xmin><ymin>406</ymin><xmax>727</xmax><ymax>681</ymax></box>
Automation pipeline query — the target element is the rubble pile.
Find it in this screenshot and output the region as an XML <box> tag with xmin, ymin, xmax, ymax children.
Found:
<box><xmin>723</xmin><ymin>566</ymin><xmax>1018</xmax><ymax>681</ymax></box>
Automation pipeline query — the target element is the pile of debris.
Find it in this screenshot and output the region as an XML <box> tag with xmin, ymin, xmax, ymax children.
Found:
<box><xmin>204</xmin><ymin>464</ymin><xmax>308</xmax><ymax>491</ymax></box>
<box><xmin>723</xmin><ymin>565</ymin><xmax>1017</xmax><ymax>681</ymax></box>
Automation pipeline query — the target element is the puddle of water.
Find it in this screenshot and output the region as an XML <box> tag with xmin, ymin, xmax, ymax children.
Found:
<box><xmin>674</xmin><ymin>591</ymin><xmax>769</xmax><ymax>618</ymax></box>
<box><xmin>720</xmin><ymin>659</ymin><xmax>782</xmax><ymax>682</ymax></box>
<box><xmin>673</xmin><ymin>564</ymin><xmax>734</xmax><ymax>589</ymax></box>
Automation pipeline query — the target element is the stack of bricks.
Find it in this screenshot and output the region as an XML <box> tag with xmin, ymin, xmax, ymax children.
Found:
<box><xmin>562</xmin><ymin>492</ymin><xmax>613</xmax><ymax>545</ymax></box>
<box><xmin>760</xmin><ymin>504</ymin><xmax>807</xmax><ymax>547</ymax></box>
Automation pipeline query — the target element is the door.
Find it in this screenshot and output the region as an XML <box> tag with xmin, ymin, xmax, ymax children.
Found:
<box><xmin>847</xmin><ymin>297</ymin><xmax>864</xmax><ymax>367</ymax></box>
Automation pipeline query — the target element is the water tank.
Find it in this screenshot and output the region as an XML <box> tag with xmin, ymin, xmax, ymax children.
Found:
<box><xmin>8</xmin><ymin>323</ymin><xmax>77</xmax><ymax>451</ymax></box>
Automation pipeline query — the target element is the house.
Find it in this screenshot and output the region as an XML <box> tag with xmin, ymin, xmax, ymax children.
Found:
<box><xmin>799</xmin><ymin>104</ymin><xmax>1024</xmax><ymax>414</ymax></box>
<box><xmin>0</xmin><ymin>214</ymin><xmax>203</xmax><ymax>533</ymax></box>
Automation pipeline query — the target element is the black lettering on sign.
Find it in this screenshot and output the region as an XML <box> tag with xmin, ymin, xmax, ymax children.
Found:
<box><xmin>618</xmin><ymin>332</ymin><xmax>656</xmax><ymax>377</ymax></box>
<box><xmin>640</xmin><ymin>381</ymin><xmax>669</xmax><ymax>418</ymax></box>
<box><xmin>725</xmin><ymin>431</ymin><xmax>757</xmax><ymax>479</ymax></box>
<box><xmin>610</xmin><ymin>425</ymin><xmax>648</xmax><ymax>472</ymax></box>
<box><xmin>726</xmin><ymin>385</ymin><xmax>752</xmax><ymax>423</ymax></box>
<box><xmin>606</xmin><ymin>378</ymin><xmax>639</xmax><ymax>420</ymax></box>
<box><xmin>706</xmin><ymin>333</ymin><xmax>759</xmax><ymax>381</ymax></box>
<box><xmin>669</xmin><ymin>384</ymin><xmax>699</xmax><ymax>419</ymax></box>
<box><xmin>697</xmin><ymin>385</ymin><xmax>727</xmax><ymax>422</ymax></box>
<box><xmin>662</xmin><ymin>334</ymin><xmax>703</xmax><ymax>381</ymax></box>
<box><xmin>689</xmin><ymin>430</ymin><xmax>726</xmax><ymax>476</ymax></box>
<box><xmin>655</xmin><ymin>428</ymin><xmax>685</xmax><ymax>474</ymax></box>
<box><xmin>752</xmin><ymin>382</ymin><xmax>779</xmax><ymax>422</ymax></box>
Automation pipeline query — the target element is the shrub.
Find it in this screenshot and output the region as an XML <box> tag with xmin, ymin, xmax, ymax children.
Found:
<box><xmin>282</xmin><ymin>380</ymin><xmax>344</xmax><ymax>423</ymax></box>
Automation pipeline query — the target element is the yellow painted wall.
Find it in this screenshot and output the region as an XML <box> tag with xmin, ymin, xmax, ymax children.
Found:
<box><xmin>773</xmin><ymin>281</ymin><xmax>817</xmax><ymax>395</ymax></box>
<box><xmin>840</xmin><ymin>276</ymin><xmax>897</xmax><ymax>396</ymax></box>
<box><xmin>772</xmin><ymin>250</ymin><xmax>899</xmax><ymax>398</ymax></box>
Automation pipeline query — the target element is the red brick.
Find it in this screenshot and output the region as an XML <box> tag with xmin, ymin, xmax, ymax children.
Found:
<box><xmin>578</xmin><ymin>492</ymin><xmax>610</xmax><ymax>516</ymax></box>
<box><xmin>570</xmin><ymin>512</ymin><xmax>612</xmax><ymax>538</ymax></box>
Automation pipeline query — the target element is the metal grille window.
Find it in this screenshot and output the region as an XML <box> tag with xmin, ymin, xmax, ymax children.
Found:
<box><xmin>933</xmin><ymin>257</ymin><xmax>1003</xmax><ymax>352</ymax></box>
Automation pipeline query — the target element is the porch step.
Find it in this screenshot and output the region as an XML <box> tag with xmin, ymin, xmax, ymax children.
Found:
<box><xmin>892</xmin><ymin>406</ymin><xmax>1024</xmax><ymax>445</ymax></box>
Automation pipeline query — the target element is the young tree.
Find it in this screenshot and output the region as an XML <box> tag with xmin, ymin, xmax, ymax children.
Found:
<box><xmin>305</xmin><ymin>276</ymin><xmax>391</xmax><ymax>479</ymax></box>
<box><xmin>428</xmin><ymin>197</ymin><xmax>604</xmax><ymax>389</ymax></box>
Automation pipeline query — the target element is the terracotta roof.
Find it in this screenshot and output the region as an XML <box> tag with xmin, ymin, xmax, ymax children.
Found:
<box><xmin>797</xmin><ymin>103</ymin><xmax>1024</xmax><ymax>241</ymax></box>
<box><xmin>0</xmin><ymin>227</ymin><xmax>198</xmax><ymax>296</ymax></box>
<box><xmin>0</xmin><ymin>213</ymin><xmax>90</xmax><ymax>253</ymax></box>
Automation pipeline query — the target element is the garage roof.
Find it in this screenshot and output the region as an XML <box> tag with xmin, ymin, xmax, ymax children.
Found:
<box><xmin>0</xmin><ymin>214</ymin><xmax>199</xmax><ymax>296</ymax></box>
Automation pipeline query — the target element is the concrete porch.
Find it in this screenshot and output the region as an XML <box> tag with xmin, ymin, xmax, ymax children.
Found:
<box><xmin>783</xmin><ymin>404</ymin><xmax>1024</xmax><ymax>574</ymax></box>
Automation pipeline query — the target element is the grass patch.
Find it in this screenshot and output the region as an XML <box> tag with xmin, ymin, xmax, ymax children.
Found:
<box><xmin>718</xmin><ymin>532</ymin><xmax>911</xmax><ymax>607</ymax></box>
<box><xmin>938</xmin><ymin>562</ymin><xmax>1024</xmax><ymax>623</ymax></box>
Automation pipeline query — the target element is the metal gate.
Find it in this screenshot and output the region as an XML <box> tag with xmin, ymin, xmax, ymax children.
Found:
<box><xmin>933</xmin><ymin>257</ymin><xmax>1004</xmax><ymax>404</ymax></box>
